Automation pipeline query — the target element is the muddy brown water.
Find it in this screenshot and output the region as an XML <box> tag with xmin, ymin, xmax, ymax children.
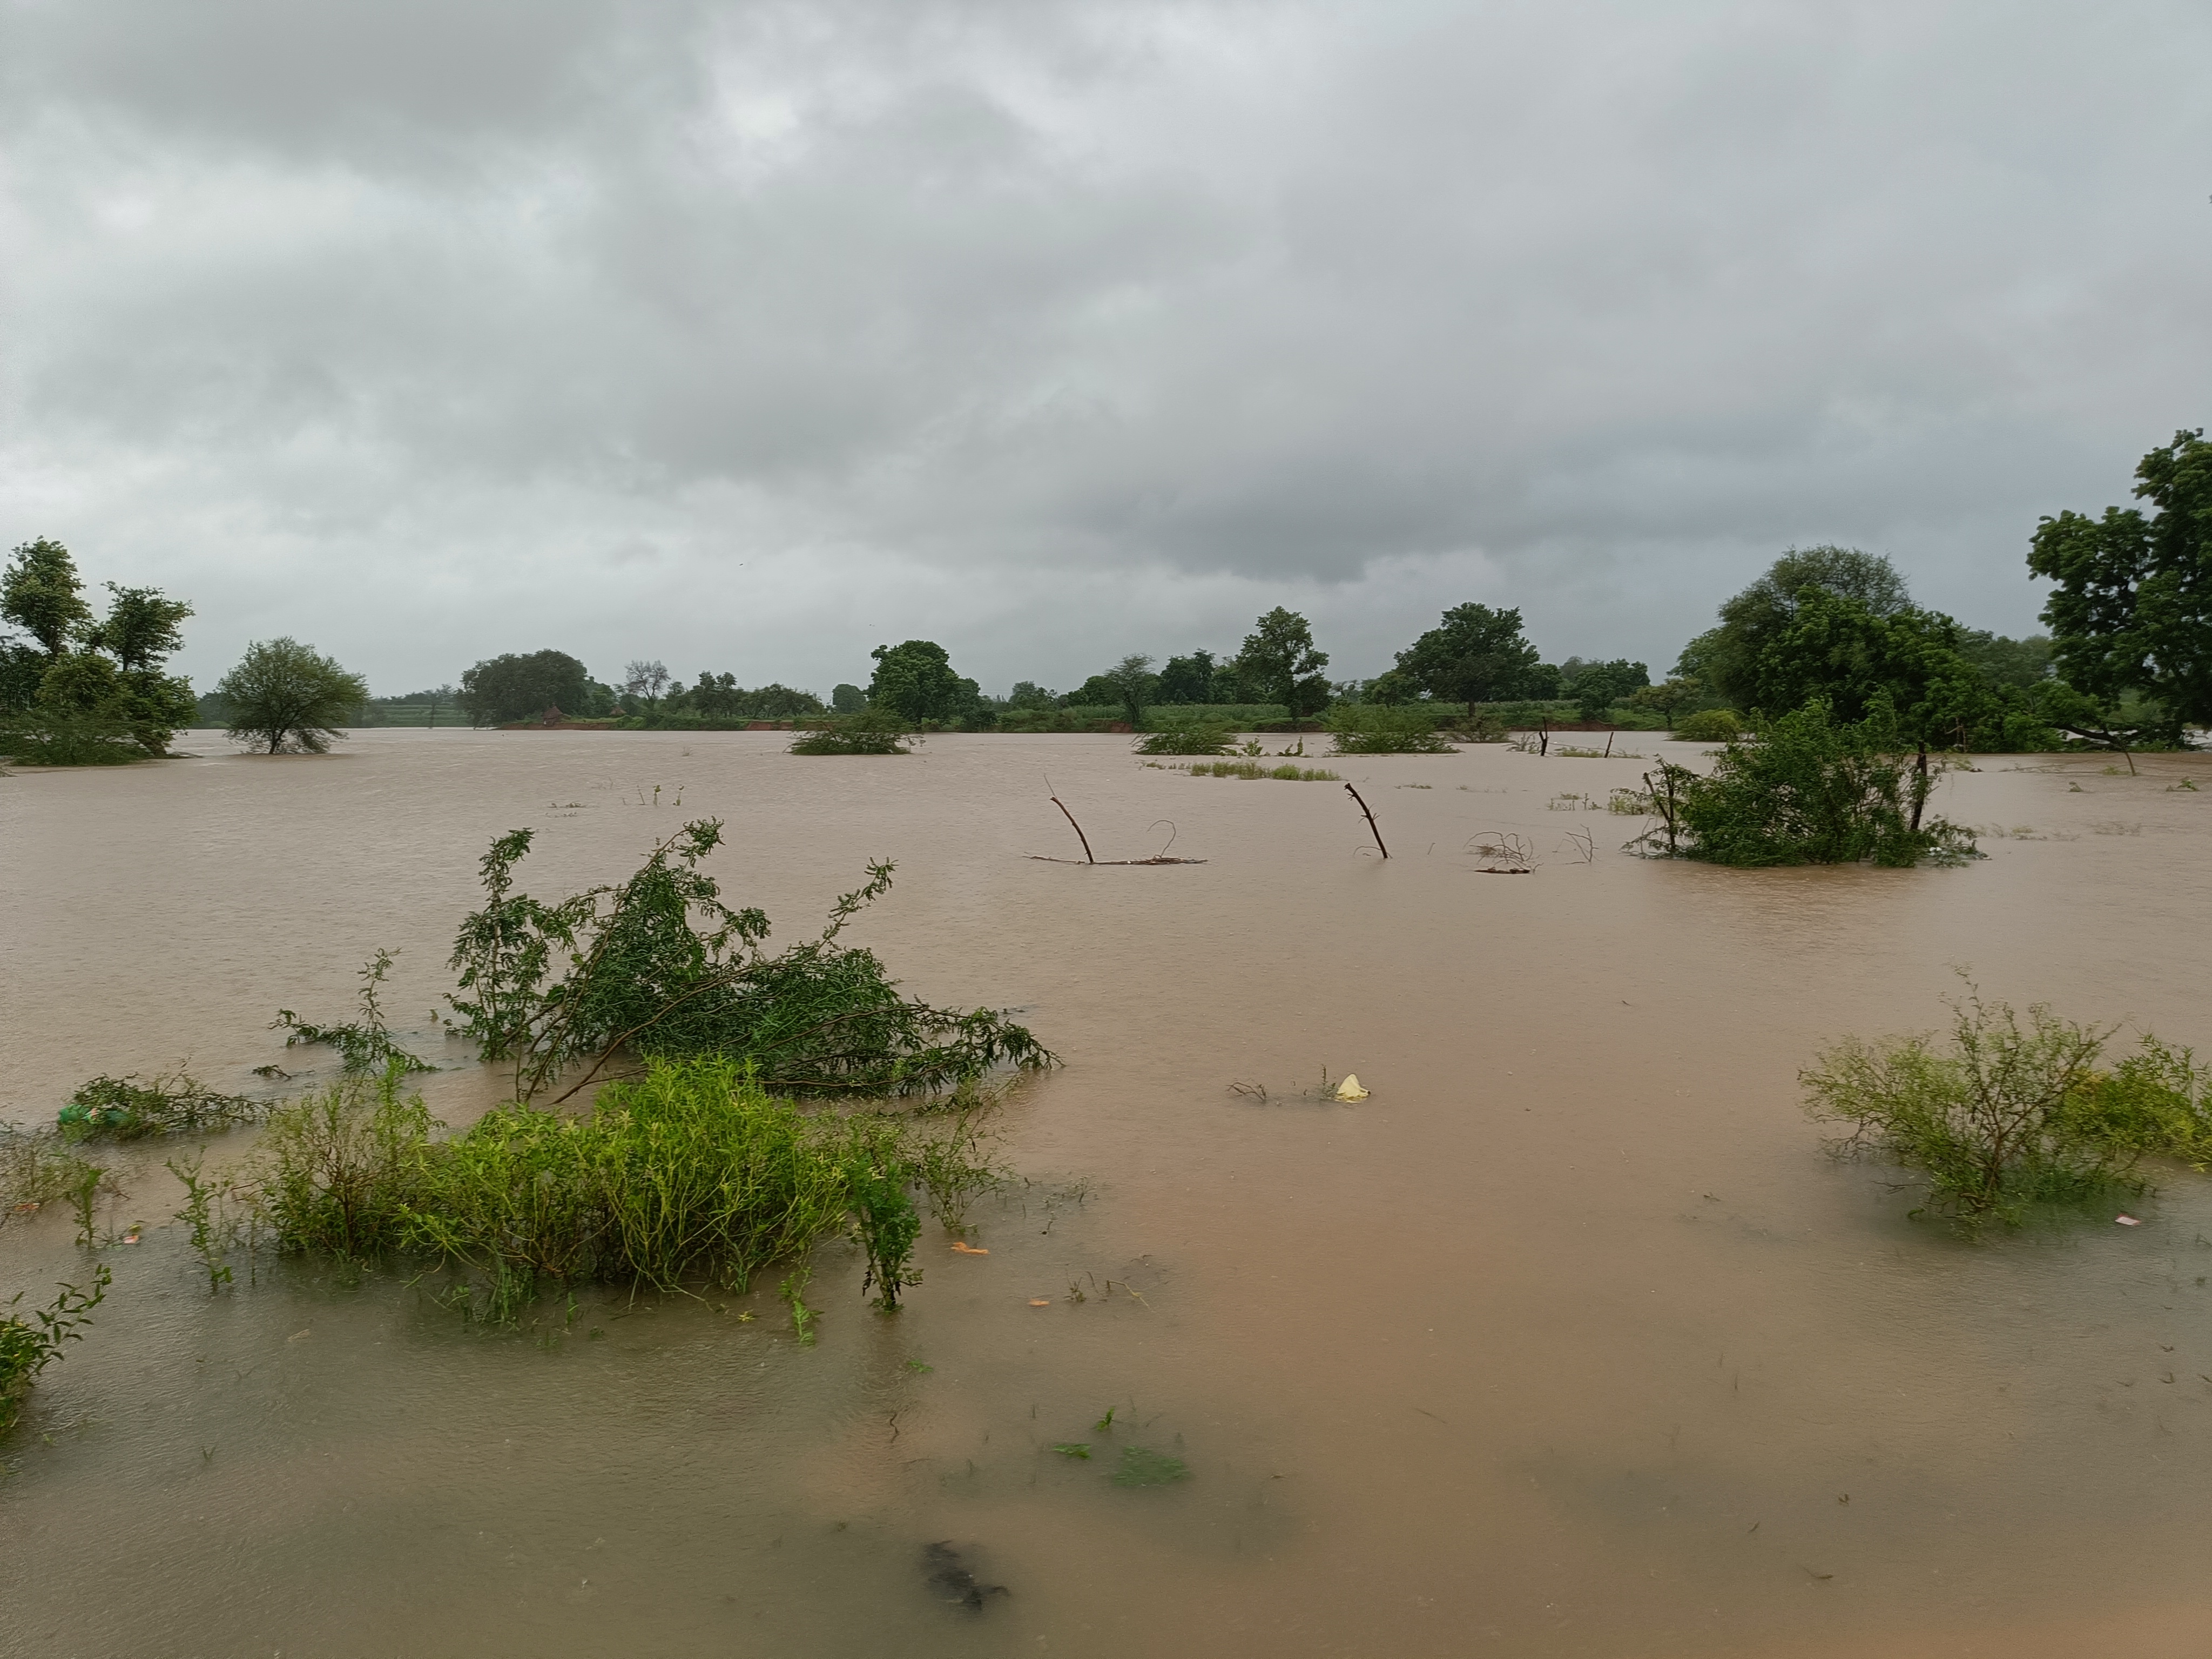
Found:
<box><xmin>5</xmin><ymin>731</ymin><xmax>2212</xmax><ymax>1657</ymax></box>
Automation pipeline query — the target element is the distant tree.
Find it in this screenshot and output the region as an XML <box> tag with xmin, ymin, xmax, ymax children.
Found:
<box><xmin>867</xmin><ymin>640</ymin><xmax>981</xmax><ymax>724</ymax></box>
<box><xmin>218</xmin><ymin>639</ymin><xmax>369</xmax><ymax>754</ymax></box>
<box><xmin>2027</xmin><ymin>429</ymin><xmax>2212</xmax><ymax>741</ymax></box>
<box><xmin>622</xmin><ymin>659</ymin><xmax>671</xmax><ymax>711</ymax></box>
<box><xmin>1628</xmin><ymin>675</ymin><xmax>1703</xmax><ymax>723</ymax></box>
<box><xmin>88</xmin><ymin>584</ymin><xmax>193</xmax><ymax>671</ymax></box>
<box><xmin>1393</xmin><ymin>603</ymin><xmax>1545</xmax><ymax>708</ymax></box>
<box><xmin>1678</xmin><ymin>547</ymin><xmax>1912</xmax><ymax>709</ymax></box>
<box><xmin>1206</xmin><ymin>658</ymin><xmax>1247</xmax><ymax>703</ymax></box>
<box><xmin>1954</xmin><ymin>631</ymin><xmax>2054</xmax><ymax>691</ymax></box>
<box><xmin>1363</xmin><ymin>669</ymin><xmax>1417</xmax><ymax>705</ymax></box>
<box><xmin>831</xmin><ymin>682</ymin><xmax>867</xmax><ymax>714</ymax></box>
<box><xmin>2</xmin><ymin>538</ymin><xmax>94</xmax><ymax>658</ymax></box>
<box><xmin>1156</xmin><ymin>651</ymin><xmax>1217</xmax><ymax>705</ymax></box>
<box><xmin>1564</xmin><ymin>658</ymin><xmax>1649</xmax><ymax>722</ymax></box>
<box><xmin>1234</xmin><ymin>608</ymin><xmax>1331</xmax><ymax>723</ymax></box>
<box><xmin>461</xmin><ymin>650</ymin><xmax>592</xmax><ymax>726</ymax></box>
<box><xmin>1004</xmin><ymin>680</ymin><xmax>1056</xmax><ymax>711</ymax></box>
<box><xmin>1102</xmin><ymin>655</ymin><xmax>1158</xmax><ymax>727</ymax></box>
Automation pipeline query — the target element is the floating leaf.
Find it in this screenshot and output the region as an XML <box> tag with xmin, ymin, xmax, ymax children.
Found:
<box><xmin>1052</xmin><ymin>1442</ymin><xmax>1091</xmax><ymax>1459</ymax></box>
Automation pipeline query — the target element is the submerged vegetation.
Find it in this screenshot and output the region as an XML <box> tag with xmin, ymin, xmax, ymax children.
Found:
<box><xmin>272</xmin><ymin>947</ymin><xmax>433</xmax><ymax>1074</ymax></box>
<box><xmin>1</xmin><ymin>1266</ymin><xmax>110</xmax><ymax>1434</ymax></box>
<box><xmin>241</xmin><ymin>1058</ymin><xmax>982</xmax><ymax>1321</ymax></box>
<box><xmin>1132</xmin><ymin>723</ymin><xmax>1236</xmax><ymax>756</ymax></box>
<box><xmin>1162</xmin><ymin>759</ymin><xmax>1343</xmax><ymax>781</ymax></box>
<box><xmin>1805</xmin><ymin>986</ymin><xmax>2212</xmax><ymax>1230</ymax></box>
<box><xmin>447</xmin><ymin>819</ymin><xmax>1054</xmax><ymax>1102</ymax></box>
<box><xmin>1633</xmin><ymin>702</ymin><xmax>1978</xmax><ymax>868</ymax></box>
<box><xmin>57</xmin><ymin>1068</ymin><xmax>264</xmax><ymax>1141</ymax></box>
<box><xmin>1324</xmin><ymin>703</ymin><xmax>1456</xmax><ymax>754</ymax></box>
<box><xmin>788</xmin><ymin>710</ymin><xmax>913</xmax><ymax>754</ymax></box>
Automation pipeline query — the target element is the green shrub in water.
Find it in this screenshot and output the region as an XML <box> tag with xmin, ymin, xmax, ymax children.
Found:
<box><xmin>1804</xmin><ymin>986</ymin><xmax>2212</xmax><ymax>1230</ymax></box>
<box><xmin>1132</xmin><ymin>724</ymin><xmax>1236</xmax><ymax>756</ymax></box>
<box><xmin>1</xmin><ymin>1266</ymin><xmax>110</xmax><ymax>1435</ymax></box>
<box><xmin>788</xmin><ymin>710</ymin><xmax>912</xmax><ymax>754</ymax></box>
<box><xmin>1324</xmin><ymin>704</ymin><xmax>1455</xmax><ymax>755</ymax></box>
<box><xmin>1669</xmin><ymin>707</ymin><xmax>1743</xmax><ymax>743</ymax></box>
<box><xmin>57</xmin><ymin>1069</ymin><xmax>264</xmax><ymax>1141</ymax></box>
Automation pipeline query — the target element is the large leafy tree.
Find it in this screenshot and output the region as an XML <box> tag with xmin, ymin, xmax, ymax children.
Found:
<box><xmin>1156</xmin><ymin>650</ymin><xmax>1216</xmax><ymax>705</ymax></box>
<box><xmin>1</xmin><ymin>538</ymin><xmax>94</xmax><ymax>657</ymax></box>
<box><xmin>866</xmin><ymin>639</ymin><xmax>980</xmax><ymax>724</ymax></box>
<box><xmin>1102</xmin><ymin>654</ymin><xmax>1157</xmax><ymax>726</ymax></box>
<box><xmin>1233</xmin><ymin>607</ymin><xmax>1331</xmax><ymax>721</ymax></box>
<box><xmin>1563</xmin><ymin>657</ymin><xmax>1649</xmax><ymax>721</ymax></box>
<box><xmin>1393</xmin><ymin>603</ymin><xmax>1545</xmax><ymax>707</ymax></box>
<box><xmin>2027</xmin><ymin>429</ymin><xmax>2212</xmax><ymax>739</ymax></box>
<box><xmin>460</xmin><ymin>649</ymin><xmax>592</xmax><ymax>726</ymax></box>
<box><xmin>2</xmin><ymin>541</ymin><xmax>195</xmax><ymax>753</ymax></box>
<box><xmin>1678</xmin><ymin>547</ymin><xmax>1913</xmax><ymax>708</ymax></box>
<box><xmin>218</xmin><ymin>638</ymin><xmax>370</xmax><ymax>753</ymax></box>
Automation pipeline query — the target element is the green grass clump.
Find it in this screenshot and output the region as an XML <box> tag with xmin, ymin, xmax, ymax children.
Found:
<box><xmin>1132</xmin><ymin>724</ymin><xmax>1236</xmax><ymax>756</ymax></box>
<box><xmin>249</xmin><ymin>1058</ymin><xmax>965</xmax><ymax>1322</ymax></box>
<box><xmin>1325</xmin><ymin>704</ymin><xmax>1455</xmax><ymax>754</ymax></box>
<box><xmin>1671</xmin><ymin>708</ymin><xmax>1743</xmax><ymax>743</ymax></box>
<box><xmin>1804</xmin><ymin>986</ymin><xmax>2212</xmax><ymax>1230</ymax></box>
<box><xmin>1184</xmin><ymin>759</ymin><xmax>1341</xmax><ymax>781</ymax></box>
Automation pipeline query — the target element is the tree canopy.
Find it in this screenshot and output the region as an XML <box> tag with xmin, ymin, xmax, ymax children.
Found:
<box><xmin>1155</xmin><ymin>650</ymin><xmax>1217</xmax><ymax>705</ymax></box>
<box><xmin>1678</xmin><ymin>547</ymin><xmax>1913</xmax><ymax>707</ymax></box>
<box><xmin>1393</xmin><ymin>603</ymin><xmax>1546</xmax><ymax>706</ymax></box>
<box><xmin>461</xmin><ymin>650</ymin><xmax>593</xmax><ymax>726</ymax></box>
<box><xmin>2028</xmin><ymin>428</ymin><xmax>2212</xmax><ymax>740</ymax></box>
<box><xmin>218</xmin><ymin>638</ymin><xmax>369</xmax><ymax>754</ymax></box>
<box><xmin>1</xmin><ymin>539</ymin><xmax>197</xmax><ymax>759</ymax></box>
<box><xmin>867</xmin><ymin>639</ymin><xmax>981</xmax><ymax>724</ymax></box>
<box><xmin>1233</xmin><ymin>607</ymin><xmax>1330</xmax><ymax>721</ymax></box>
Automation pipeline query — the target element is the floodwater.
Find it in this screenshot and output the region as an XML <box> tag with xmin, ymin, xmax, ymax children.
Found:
<box><xmin>5</xmin><ymin>730</ymin><xmax>2212</xmax><ymax>1658</ymax></box>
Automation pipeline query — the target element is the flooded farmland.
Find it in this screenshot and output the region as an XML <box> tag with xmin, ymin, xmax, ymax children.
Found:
<box><xmin>6</xmin><ymin>729</ymin><xmax>2212</xmax><ymax>1657</ymax></box>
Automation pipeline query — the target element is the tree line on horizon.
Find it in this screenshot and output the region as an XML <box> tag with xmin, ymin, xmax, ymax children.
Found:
<box><xmin>6</xmin><ymin>427</ymin><xmax>2209</xmax><ymax>758</ymax></box>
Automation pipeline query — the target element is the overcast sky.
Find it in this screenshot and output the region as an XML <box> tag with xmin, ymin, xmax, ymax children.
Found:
<box><xmin>4</xmin><ymin>0</ymin><xmax>2208</xmax><ymax>697</ymax></box>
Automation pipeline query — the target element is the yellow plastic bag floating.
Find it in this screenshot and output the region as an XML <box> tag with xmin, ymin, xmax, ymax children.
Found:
<box><xmin>1334</xmin><ymin>1074</ymin><xmax>1369</xmax><ymax>1102</ymax></box>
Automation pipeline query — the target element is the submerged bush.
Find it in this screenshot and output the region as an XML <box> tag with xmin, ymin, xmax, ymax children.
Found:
<box><xmin>1</xmin><ymin>1266</ymin><xmax>110</xmax><ymax>1435</ymax></box>
<box><xmin>249</xmin><ymin>1059</ymin><xmax>946</xmax><ymax>1321</ymax></box>
<box><xmin>1179</xmin><ymin>759</ymin><xmax>1342</xmax><ymax>781</ymax></box>
<box><xmin>1325</xmin><ymin>704</ymin><xmax>1455</xmax><ymax>754</ymax></box>
<box><xmin>788</xmin><ymin>710</ymin><xmax>912</xmax><ymax>754</ymax></box>
<box><xmin>447</xmin><ymin>820</ymin><xmax>1054</xmax><ymax>1102</ymax></box>
<box><xmin>271</xmin><ymin>947</ymin><xmax>432</xmax><ymax>1074</ymax></box>
<box><xmin>57</xmin><ymin>1069</ymin><xmax>264</xmax><ymax>1141</ymax></box>
<box><xmin>1803</xmin><ymin>987</ymin><xmax>2212</xmax><ymax>1229</ymax></box>
<box><xmin>1670</xmin><ymin>708</ymin><xmax>1743</xmax><ymax>743</ymax></box>
<box><xmin>0</xmin><ymin>711</ymin><xmax>146</xmax><ymax>766</ymax></box>
<box><xmin>1637</xmin><ymin>701</ymin><xmax>1977</xmax><ymax>868</ymax></box>
<box><xmin>1132</xmin><ymin>724</ymin><xmax>1235</xmax><ymax>756</ymax></box>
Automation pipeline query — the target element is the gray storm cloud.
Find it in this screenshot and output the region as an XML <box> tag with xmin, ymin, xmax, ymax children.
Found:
<box><xmin>3</xmin><ymin>0</ymin><xmax>2207</xmax><ymax>694</ymax></box>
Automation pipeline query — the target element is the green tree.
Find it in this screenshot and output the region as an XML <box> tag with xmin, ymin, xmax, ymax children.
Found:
<box><xmin>831</xmin><ymin>683</ymin><xmax>867</xmax><ymax>713</ymax></box>
<box><xmin>2027</xmin><ymin>429</ymin><xmax>2212</xmax><ymax>740</ymax></box>
<box><xmin>1628</xmin><ymin>675</ymin><xmax>1703</xmax><ymax>723</ymax></box>
<box><xmin>1234</xmin><ymin>608</ymin><xmax>1331</xmax><ymax>723</ymax></box>
<box><xmin>1156</xmin><ymin>651</ymin><xmax>1216</xmax><ymax>705</ymax></box>
<box><xmin>1393</xmin><ymin>603</ymin><xmax>1545</xmax><ymax>709</ymax></box>
<box><xmin>1003</xmin><ymin>680</ymin><xmax>1055</xmax><ymax>711</ymax></box>
<box><xmin>867</xmin><ymin>640</ymin><xmax>980</xmax><ymax>724</ymax></box>
<box><xmin>1954</xmin><ymin>630</ymin><xmax>2054</xmax><ymax>691</ymax></box>
<box><xmin>218</xmin><ymin>638</ymin><xmax>369</xmax><ymax>754</ymax></box>
<box><xmin>89</xmin><ymin>584</ymin><xmax>193</xmax><ymax>671</ymax></box>
<box><xmin>1678</xmin><ymin>547</ymin><xmax>1913</xmax><ymax>707</ymax></box>
<box><xmin>1103</xmin><ymin>654</ymin><xmax>1158</xmax><ymax>727</ymax></box>
<box><xmin>461</xmin><ymin>650</ymin><xmax>592</xmax><ymax>726</ymax></box>
<box><xmin>1</xmin><ymin>539</ymin><xmax>93</xmax><ymax>658</ymax></box>
<box><xmin>1563</xmin><ymin>658</ymin><xmax>1649</xmax><ymax>722</ymax></box>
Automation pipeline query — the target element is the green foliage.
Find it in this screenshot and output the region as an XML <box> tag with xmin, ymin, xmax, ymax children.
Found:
<box><xmin>1235</xmin><ymin>608</ymin><xmax>1331</xmax><ymax>723</ymax></box>
<box><xmin>57</xmin><ymin>1068</ymin><xmax>264</xmax><ymax>1141</ymax></box>
<box><xmin>0</xmin><ymin>543</ymin><xmax>197</xmax><ymax>757</ymax></box>
<box><xmin>458</xmin><ymin>649</ymin><xmax>594</xmax><ymax>726</ymax></box>
<box><xmin>217</xmin><ymin>637</ymin><xmax>369</xmax><ymax>753</ymax></box>
<box><xmin>2</xmin><ymin>538</ymin><xmax>95</xmax><ymax>658</ymax></box>
<box><xmin>656</xmin><ymin>674</ymin><xmax>825</xmax><ymax>722</ymax></box>
<box><xmin>2028</xmin><ymin>429</ymin><xmax>2212</xmax><ymax>739</ymax></box>
<box><xmin>1392</xmin><ymin>603</ymin><xmax>1546</xmax><ymax>706</ymax></box>
<box><xmin>0</xmin><ymin>1129</ymin><xmax>108</xmax><ymax>1231</ymax></box>
<box><xmin>788</xmin><ymin>710</ymin><xmax>913</xmax><ymax>754</ymax></box>
<box><xmin>868</xmin><ymin>640</ymin><xmax>982</xmax><ymax>725</ymax></box>
<box><xmin>831</xmin><ymin>683</ymin><xmax>867</xmax><ymax>714</ymax></box>
<box><xmin>1678</xmin><ymin>547</ymin><xmax>1913</xmax><ymax>708</ymax></box>
<box><xmin>1112</xmin><ymin>1446</ymin><xmax>1190</xmax><ymax>1487</ymax></box>
<box><xmin>444</xmin><ymin>820</ymin><xmax>1055</xmax><ymax>1101</ymax></box>
<box><xmin>1</xmin><ymin>1265</ymin><xmax>110</xmax><ymax>1435</ymax></box>
<box><xmin>90</xmin><ymin>584</ymin><xmax>193</xmax><ymax>672</ymax></box>
<box><xmin>247</xmin><ymin>1059</ymin><xmax>973</xmax><ymax>1324</ymax></box>
<box><xmin>1670</xmin><ymin>707</ymin><xmax>1743</xmax><ymax>743</ymax></box>
<box><xmin>1176</xmin><ymin>759</ymin><xmax>1341</xmax><ymax>780</ymax></box>
<box><xmin>1628</xmin><ymin>675</ymin><xmax>1704</xmax><ymax>722</ymax></box>
<box><xmin>168</xmin><ymin>1152</ymin><xmax>237</xmax><ymax>1293</ymax></box>
<box><xmin>1564</xmin><ymin>658</ymin><xmax>1650</xmax><ymax>722</ymax></box>
<box><xmin>1155</xmin><ymin>651</ymin><xmax>1217</xmax><ymax>705</ymax></box>
<box><xmin>1955</xmin><ymin>630</ymin><xmax>2054</xmax><ymax>691</ymax></box>
<box><xmin>273</xmin><ymin>947</ymin><xmax>433</xmax><ymax>1074</ymax></box>
<box><xmin>1325</xmin><ymin>703</ymin><xmax>1455</xmax><ymax>754</ymax></box>
<box><xmin>1133</xmin><ymin>722</ymin><xmax>1236</xmax><ymax>755</ymax></box>
<box><xmin>1644</xmin><ymin>702</ymin><xmax>1978</xmax><ymax>868</ymax></box>
<box><xmin>1103</xmin><ymin>654</ymin><xmax>1156</xmax><ymax>729</ymax></box>
<box><xmin>1804</xmin><ymin>987</ymin><xmax>2212</xmax><ymax>1230</ymax></box>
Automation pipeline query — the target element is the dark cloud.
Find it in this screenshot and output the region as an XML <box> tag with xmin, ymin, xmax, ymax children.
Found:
<box><xmin>3</xmin><ymin>0</ymin><xmax>2207</xmax><ymax>693</ymax></box>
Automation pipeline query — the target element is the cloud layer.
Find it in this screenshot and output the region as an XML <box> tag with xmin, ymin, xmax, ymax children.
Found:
<box><xmin>5</xmin><ymin>0</ymin><xmax>2208</xmax><ymax>694</ymax></box>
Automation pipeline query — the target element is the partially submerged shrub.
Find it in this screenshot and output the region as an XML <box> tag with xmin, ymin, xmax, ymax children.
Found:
<box><xmin>446</xmin><ymin>820</ymin><xmax>1055</xmax><ymax>1102</ymax></box>
<box><xmin>1635</xmin><ymin>702</ymin><xmax>1977</xmax><ymax>868</ymax></box>
<box><xmin>789</xmin><ymin>710</ymin><xmax>912</xmax><ymax>754</ymax></box>
<box><xmin>272</xmin><ymin>947</ymin><xmax>432</xmax><ymax>1074</ymax></box>
<box><xmin>1132</xmin><ymin>724</ymin><xmax>1235</xmax><ymax>756</ymax></box>
<box><xmin>0</xmin><ymin>711</ymin><xmax>146</xmax><ymax>766</ymax></box>
<box><xmin>1804</xmin><ymin>987</ymin><xmax>2212</xmax><ymax>1229</ymax></box>
<box><xmin>0</xmin><ymin>1129</ymin><xmax>107</xmax><ymax>1229</ymax></box>
<box><xmin>1671</xmin><ymin>707</ymin><xmax>1742</xmax><ymax>743</ymax></box>
<box><xmin>57</xmin><ymin>1069</ymin><xmax>264</xmax><ymax>1140</ymax></box>
<box><xmin>249</xmin><ymin>1058</ymin><xmax>950</xmax><ymax>1322</ymax></box>
<box><xmin>1179</xmin><ymin>759</ymin><xmax>1342</xmax><ymax>781</ymax></box>
<box><xmin>1</xmin><ymin>1266</ymin><xmax>110</xmax><ymax>1434</ymax></box>
<box><xmin>1325</xmin><ymin>704</ymin><xmax>1455</xmax><ymax>754</ymax></box>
